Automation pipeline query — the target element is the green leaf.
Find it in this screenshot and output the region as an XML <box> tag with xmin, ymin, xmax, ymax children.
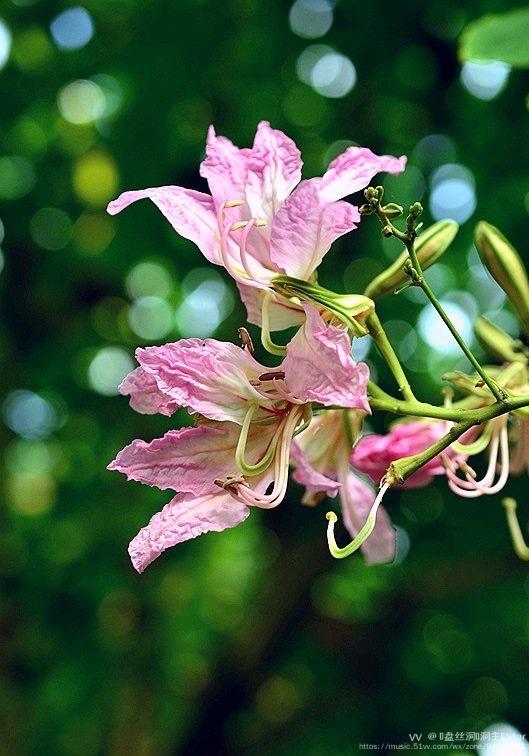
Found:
<box><xmin>459</xmin><ymin>8</ymin><xmax>529</xmax><ymax>68</ymax></box>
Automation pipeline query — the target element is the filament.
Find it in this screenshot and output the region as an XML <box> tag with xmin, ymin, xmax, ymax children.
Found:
<box><xmin>502</xmin><ymin>497</ymin><xmax>529</xmax><ymax>560</ymax></box>
<box><xmin>326</xmin><ymin>482</ymin><xmax>390</xmax><ymax>559</ymax></box>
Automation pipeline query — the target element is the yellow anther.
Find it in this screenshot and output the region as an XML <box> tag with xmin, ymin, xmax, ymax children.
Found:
<box><xmin>224</xmin><ymin>199</ymin><xmax>245</xmax><ymax>207</ymax></box>
<box><xmin>231</xmin><ymin>221</ymin><xmax>249</xmax><ymax>231</ymax></box>
<box><xmin>255</xmin><ymin>219</ymin><xmax>267</xmax><ymax>226</ymax></box>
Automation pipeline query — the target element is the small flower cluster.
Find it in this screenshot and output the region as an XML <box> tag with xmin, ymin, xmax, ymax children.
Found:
<box><xmin>108</xmin><ymin>122</ymin><xmax>529</xmax><ymax>572</ymax></box>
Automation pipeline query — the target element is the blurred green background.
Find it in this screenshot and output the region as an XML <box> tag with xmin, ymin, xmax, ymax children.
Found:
<box><xmin>2</xmin><ymin>1</ymin><xmax>529</xmax><ymax>754</ymax></box>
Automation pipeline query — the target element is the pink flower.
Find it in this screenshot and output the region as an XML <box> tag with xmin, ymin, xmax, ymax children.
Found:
<box><xmin>291</xmin><ymin>409</ymin><xmax>396</xmax><ymax>565</ymax></box>
<box><xmin>351</xmin><ymin>420</ymin><xmax>452</xmax><ymax>489</ymax></box>
<box><xmin>108</xmin><ymin>121</ymin><xmax>406</xmax><ymax>330</ymax></box>
<box><xmin>109</xmin><ymin>305</ymin><xmax>370</xmax><ymax>571</ymax></box>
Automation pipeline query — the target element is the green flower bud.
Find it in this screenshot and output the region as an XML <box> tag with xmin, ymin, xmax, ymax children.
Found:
<box><xmin>271</xmin><ymin>275</ymin><xmax>375</xmax><ymax>337</ymax></box>
<box><xmin>363</xmin><ymin>220</ymin><xmax>459</xmax><ymax>299</ymax></box>
<box><xmin>474</xmin><ymin>316</ymin><xmax>528</xmax><ymax>363</ymax></box>
<box><xmin>382</xmin><ymin>202</ymin><xmax>403</xmax><ymax>219</ymax></box>
<box><xmin>475</xmin><ymin>221</ymin><xmax>529</xmax><ymax>336</ymax></box>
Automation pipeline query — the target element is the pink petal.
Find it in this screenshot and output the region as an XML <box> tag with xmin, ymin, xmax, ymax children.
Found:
<box><xmin>129</xmin><ymin>491</ymin><xmax>250</xmax><ymax>572</ymax></box>
<box><xmin>199</xmin><ymin>125</ymin><xmax>250</xmax><ymax>205</ymax></box>
<box><xmin>283</xmin><ymin>304</ymin><xmax>370</xmax><ymax>412</ymax></box>
<box><xmin>108</xmin><ymin>424</ymin><xmax>243</xmax><ymax>494</ymax></box>
<box><xmin>270</xmin><ymin>179</ymin><xmax>360</xmax><ymax>279</ymax></box>
<box><xmin>320</xmin><ymin>147</ymin><xmax>407</xmax><ymax>203</ymax></box>
<box><xmin>135</xmin><ymin>339</ymin><xmax>265</xmax><ymax>423</ymax></box>
<box><xmin>341</xmin><ymin>473</ymin><xmax>396</xmax><ymax>565</ymax></box>
<box><xmin>245</xmin><ymin>121</ymin><xmax>302</xmax><ymax>221</ymax></box>
<box><xmin>236</xmin><ymin>283</ymin><xmax>306</xmax><ymax>331</ymax></box>
<box><xmin>351</xmin><ymin>421</ymin><xmax>448</xmax><ymax>488</ymax></box>
<box><xmin>119</xmin><ymin>367</ymin><xmax>178</xmax><ymax>417</ymax></box>
<box><xmin>107</xmin><ymin>186</ymin><xmax>220</xmax><ymax>264</ymax></box>
<box><xmin>290</xmin><ymin>439</ymin><xmax>341</xmax><ymax>499</ymax></box>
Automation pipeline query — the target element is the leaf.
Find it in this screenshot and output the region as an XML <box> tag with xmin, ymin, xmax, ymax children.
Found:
<box><xmin>459</xmin><ymin>8</ymin><xmax>529</xmax><ymax>68</ymax></box>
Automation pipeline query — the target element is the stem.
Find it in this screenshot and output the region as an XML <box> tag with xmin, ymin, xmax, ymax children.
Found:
<box><xmin>366</xmin><ymin>311</ymin><xmax>415</xmax><ymax>401</ymax></box>
<box><xmin>378</xmin><ymin>207</ymin><xmax>505</xmax><ymax>403</ymax></box>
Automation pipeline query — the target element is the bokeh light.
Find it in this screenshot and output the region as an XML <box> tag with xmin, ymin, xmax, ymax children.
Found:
<box><xmin>289</xmin><ymin>0</ymin><xmax>333</xmax><ymax>39</ymax></box>
<box><xmin>3</xmin><ymin>390</ymin><xmax>59</xmax><ymax>440</ymax></box>
<box><xmin>461</xmin><ymin>60</ymin><xmax>511</xmax><ymax>101</ymax></box>
<box><xmin>125</xmin><ymin>261</ymin><xmax>173</xmax><ymax>300</ymax></box>
<box><xmin>50</xmin><ymin>7</ymin><xmax>94</xmax><ymax>51</ymax></box>
<box><xmin>429</xmin><ymin>163</ymin><xmax>476</xmax><ymax>223</ymax></box>
<box><xmin>87</xmin><ymin>347</ymin><xmax>134</xmax><ymax>395</ymax></box>
<box><xmin>176</xmin><ymin>268</ymin><xmax>234</xmax><ymax>337</ymax></box>
<box><xmin>478</xmin><ymin>724</ymin><xmax>529</xmax><ymax>756</ymax></box>
<box><xmin>72</xmin><ymin>150</ymin><xmax>119</xmax><ymax>207</ymax></box>
<box><xmin>58</xmin><ymin>80</ymin><xmax>106</xmax><ymax>125</ymax></box>
<box><xmin>418</xmin><ymin>299</ymin><xmax>474</xmax><ymax>355</ymax></box>
<box><xmin>311</xmin><ymin>51</ymin><xmax>356</xmax><ymax>98</ymax></box>
<box><xmin>0</xmin><ymin>17</ymin><xmax>12</xmax><ymax>70</ymax></box>
<box><xmin>30</xmin><ymin>207</ymin><xmax>73</xmax><ymax>251</ymax></box>
<box><xmin>127</xmin><ymin>296</ymin><xmax>174</xmax><ymax>340</ymax></box>
<box><xmin>0</xmin><ymin>156</ymin><xmax>36</xmax><ymax>200</ymax></box>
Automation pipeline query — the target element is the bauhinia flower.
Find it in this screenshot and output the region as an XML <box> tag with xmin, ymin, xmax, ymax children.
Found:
<box><xmin>291</xmin><ymin>409</ymin><xmax>396</xmax><ymax>564</ymax></box>
<box><xmin>107</xmin><ymin>121</ymin><xmax>406</xmax><ymax>331</ymax></box>
<box><xmin>108</xmin><ymin>305</ymin><xmax>370</xmax><ymax>572</ymax></box>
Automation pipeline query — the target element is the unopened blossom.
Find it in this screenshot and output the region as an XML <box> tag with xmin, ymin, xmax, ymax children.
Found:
<box><xmin>291</xmin><ymin>409</ymin><xmax>396</xmax><ymax>564</ymax></box>
<box><xmin>109</xmin><ymin>304</ymin><xmax>370</xmax><ymax>572</ymax></box>
<box><xmin>107</xmin><ymin>121</ymin><xmax>406</xmax><ymax>331</ymax></box>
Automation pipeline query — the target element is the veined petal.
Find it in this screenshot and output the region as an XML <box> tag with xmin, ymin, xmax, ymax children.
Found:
<box><xmin>245</xmin><ymin>121</ymin><xmax>302</xmax><ymax>221</ymax></box>
<box><xmin>320</xmin><ymin>147</ymin><xmax>407</xmax><ymax>203</ymax></box>
<box><xmin>270</xmin><ymin>179</ymin><xmax>360</xmax><ymax>280</ymax></box>
<box><xmin>283</xmin><ymin>304</ymin><xmax>370</xmax><ymax>412</ymax></box>
<box><xmin>107</xmin><ymin>186</ymin><xmax>220</xmax><ymax>264</ymax></box>
<box><xmin>199</xmin><ymin>125</ymin><xmax>250</xmax><ymax>205</ymax></box>
<box><xmin>290</xmin><ymin>439</ymin><xmax>341</xmax><ymax>500</ymax></box>
<box><xmin>237</xmin><ymin>284</ymin><xmax>306</xmax><ymax>330</ymax></box>
<box><xmin>351</xmin><ymin>420</ymin><xmax>449</xmax><ymax>488</ymax></box>
<box><xmin>129</xmin><ymin>492</ymin><xmax>250</xmax><ymax>572</ymax></box>
<box><xmin>119</xmin><ymin>367</ymin><xmax>178</xmax><ymax>417</ymax></box>
<box><xmin>136</xmin><ymin>339</ymin><xmax>266</xmax><ymax>423</ymax></box>
<box><xmin>108</xmin><ymin>424</ymin><xmax>243</xmax><ymax>494</ymax></box>
<box><xmin>341</xmin><ymin>472</ymin><xmax>396</xmax><ymax>565</ymax></box>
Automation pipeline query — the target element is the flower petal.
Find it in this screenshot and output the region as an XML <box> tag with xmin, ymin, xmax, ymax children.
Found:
<box><xmin>320</xmin><ymin>147</ymin><xmax>407</xmax><ymax>203</ymax></box>
<box><xmin>199</xmin><ymin>125</ymin><xmax>250</xmax><ymax>205</ymax></box>
<box><xmin>107</xmin><ymin>186</ymin><xmax>220</xmax><ymax>264</ymax></box>
<box><xmin>290</xmin><ymin>439</ymin><xmax>341</xmax><ymax>501</ymax></box>
<box><xmin>135</xmin><ymin>339</ymin><xmax>265</xmax><ymax>423</ymax></box>
<box><xmin>351</xmin><ymin>421</ymin><xmax>448</xmax><ymax>488</ymax></box>
<box><xmin>341</xmin><ymin>472</ymin><xmax>396</xmax><ymax>565</ymax></box>
<box><xmin>108</xmin><ymin>424</ymin><xmax>243</xmax><ymax>494</ymax></box>
<box><xmin>237</xmin><ymin>283</ymin><xmax>306</xmax><ymax>330</ymax></box>
<box><xmin>245</xmin><ymin>121</ymin><xmax>302</xmax><ymax>221</ymax></box>
<box><xmin>270</xmin><ymin>179</ymin><xmax>360</xmax><ymax>280</ymax></box>
<box><xmin>119</xmin><ymin>367</ymin><xmax>178</xmax><ymax>416</ymax></box>
<box><xmin>129</xmin><ymin>492</ymin><xmax>250</xmax><ymax>572</ymax></box>
<box><xmin>283</xmin><ymin>304</ymin><xmax>370</xmax><ymax>411</ymax></box>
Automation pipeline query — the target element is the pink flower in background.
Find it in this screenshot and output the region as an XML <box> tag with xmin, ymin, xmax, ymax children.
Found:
<box><xmin>351</xmin><ymin>420</ymin><xmax>453</xmax><ymax>489</ymax></box>
<box><xmin>108</xmin><ymin>121</ymin><xmax>406</xmax><ymax>330</ymax></box>
<box><xmin>109</xmin><ymin>305</ymin><xmax>370</xmax><ymax>571</ymax></box>
<box><xmin>291</xmin><ymin>409</ymin><xmax>396</xmax><ymax>565</ymax></box>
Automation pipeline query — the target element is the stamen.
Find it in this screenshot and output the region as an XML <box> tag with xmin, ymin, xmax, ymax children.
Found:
<box><xmin>502</xmin><ymin>497</ymin><xmax>529</xmax><ymax>560</ymax></box>
<box><xmin>259</xmin><ymin>371</ymin><xmax>286</xmax><ymax>382</ymax></box>
<box><xmin>261</xmin><ymin>292</ymin><xmax>287</xmax><ymax>357</ymax></box>
<box><xmin>235</xmin><ymin>403</ymin><xmax>279</xmax><ymax>476</ymax></box>
<box><xmin>326</xmin><ymin>482</ymin><xmax>390</xmax><ymax>559</ymax></box>
<box><xmin>224</xmin><ymin>199</ymin><xmax>245</xmax><ymax>208</ymax></box>
<box><xmin>238</xmin><ymin>327</ymin><xmax>254</xmax><ymax>353</ymax></box>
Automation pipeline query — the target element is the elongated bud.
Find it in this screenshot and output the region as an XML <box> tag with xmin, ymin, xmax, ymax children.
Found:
<box><xmin>364</xmin><ymin>220</ymin><xmax>458</xmax><ymax>299</ymax></box>
<box><xmin>271</xmin><ymin>275</ymin><xmax>374</xmax><ymax>337</ymax></box>
<box><xmin>475</xmin><ymin>221</ymin><xmax>529</xmax><ymax>336</ymax></box>
<box><xmin>474</xmin><ymin>316</ymin><xmax>528</xmax><ymax>363</ymax></box>
<box><xmin>442</xmin><ymin>368</ymin><xmax>501</xmax><ymax>396</ymax></box>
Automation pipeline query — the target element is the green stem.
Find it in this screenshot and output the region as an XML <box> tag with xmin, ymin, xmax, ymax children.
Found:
<box><xmin>366</xmin><ymin>311</ymin><xmax>415</xmax><ymax>401</ymax></box>
<box><xmin>381</xmin><ymin>210</ymin><xmax>505</xmax><ymax>403</ymax></box>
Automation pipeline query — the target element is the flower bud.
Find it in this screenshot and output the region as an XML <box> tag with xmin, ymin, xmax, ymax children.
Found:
<box><xmin>474</xmin><ymin>316</ymin><xmax>528</xmax><ymax>363</ymax></box>
<box><xmin>271</xmin><ymin>275</ymin><xmax>375</xmax><ymax>336</ymax></box>
<box><xmin>382</xmin><ymin>202</ymin><xmax>403</xmax><ymax>219</ymax></box>
<box><xmin>475</xmin><ymin>221</ymin><xmax>529</xmax><ymax>336</ymax></box>
<box><xmin>363</xmin><ymin>220</ymin><xmax>459</xmax><ymax>299</ymax></box>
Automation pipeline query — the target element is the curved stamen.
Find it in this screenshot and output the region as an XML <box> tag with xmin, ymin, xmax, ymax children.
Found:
<box><xmin>261</xmin><ymin>292</ymin><xmax>287</xmax><ymax>357</ymax></box>
<box><xmin>326</xmin><ymin>482</ymin><xmax>390</xmax><ymax>559</ymax></box>
<box><xmin>235</xmin><ymin>405</ymin><xmax>304</xmax><ymax>508</ymax></box>
<box><xmin>502</xmin><ymin>497</ymin><xmax>529</xmax><ymax>560</ymax></box>
<box><xmin>235</xmin><ymin>403</ymin><xmax>280</xmax><ymax>477</ymax></box>
<box><xmin>446</xmin><ymin>420</ymin><xmax>509</xmax><ymax>497</ymax></box>
<box><xmin>451</xmin><ymin>422</ymin><xmax>493</xmax><ymax>456</ymax></box>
